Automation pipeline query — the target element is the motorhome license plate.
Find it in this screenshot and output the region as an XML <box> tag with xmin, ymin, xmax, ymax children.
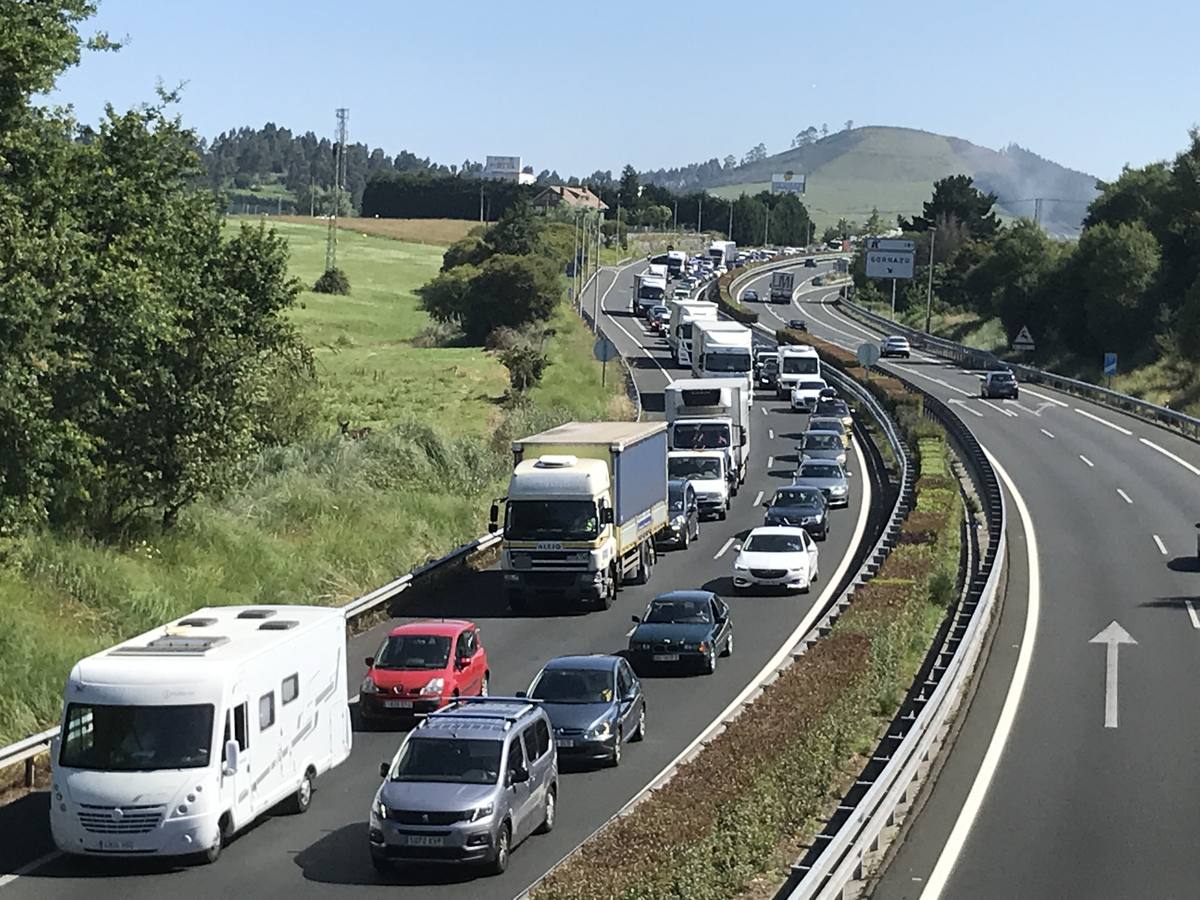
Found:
<box><xmin>405</xmin><ymin>835</ymin><xmax>444</xmax><ymax>847</ymax></box>
<box><xmin>384</xmin><ymin>700</ymin><xmax>413</xmax><ymax>709</ymax></box>
<box><xmin>653</xmin><ymin>653</ymin><xmax>679</xmax><ymax>662</ymax></box>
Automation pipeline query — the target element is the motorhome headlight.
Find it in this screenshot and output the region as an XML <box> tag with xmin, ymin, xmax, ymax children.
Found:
<box><xmin>420</xmin><ymin>677</ymin><xmax>445</xmax><ymax>695</ymax></box>
<box><xmin>468</xmin><ymin>803</ymin><xmax>494</xmax><ymax>822</ymax></box>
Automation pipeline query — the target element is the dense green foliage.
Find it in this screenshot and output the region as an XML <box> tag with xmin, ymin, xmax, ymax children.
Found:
<box><xmin>1</xmin><ymin>5</ymin><xmax>306</xmax><ymax>537</ymax></box>
<box><xmin>312</xmin><ymin>265</ymin><xmax>351</xmax><ymax>295</ymax></box>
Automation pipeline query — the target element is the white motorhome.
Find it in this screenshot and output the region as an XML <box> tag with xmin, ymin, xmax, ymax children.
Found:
<box><xmin>669</xmin><ymin>300</ymin><xmax>718</xmax><ymax>366</ymax></box>
<box><xmin>691</xmin><ymin>320</ymin><xmax>754</xmax><ymax>400</ymax></box>
<box><xmin>664</xmin><ymin>378</ymin><xmax>752</xmax><ymax>491</ymax></box>
<box><xmin>50</xmin><ymin>606</ymin><xmax>352</xmax><ymax>863</ymax></box>
<box><xmin>708</xmin><ymin>240</ymin><xmax>737</xmax><ymax>268</ymax></box>
<box><xmin>776</xmin><ymin>344</ymin><xmax>822</xmax><ymax>398</ymax></box>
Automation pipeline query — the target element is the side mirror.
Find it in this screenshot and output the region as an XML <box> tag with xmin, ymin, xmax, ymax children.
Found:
<box><xmin>515</xmin><ymin>690</ymin><xmax>528</xmax><ymax>698</ymax></box>
<box><xmin>508</xmin><ymin>766</ymin><xmax>529</xmax><ymax>785</ymax></box>
<box><xmin>454</xmin><ymin>657</ymin><xmax>467</xmax><ymax>670</ymax></box>
<box><xmin>600</xmin><ymin>507</ymin><xmax>614</xmax><ymax>525</ymax></box>
<box><xmin>379</xmin><ymin>761</ymin><xmax>390</xmax><ymax>778</ymax></box>
<box><xmin>845</xmin><ymin>470</ymin><xmax>853</xmax><ymax>478</ymax></box>
<box><xmin>489</xmin><ymin>502</ymin><xmax>499</xmax><ymax>532</ymax></box>
<box><xmin>364</xmin><ymin>657</ymin><xmax>374</xmax><ymax>668</ymax></box>
<box><xmin>631</xmin><ymin>615</ymin><xmax>641</xmax><ymax>624</ymax></box>
<box><xmin>223</xmin><ymin>740</ymin><xmax>239</xmax><ymax>776</ymax></box>
<box><xmin>739</xmin><ymin>429</ymin><xmax>747</xmax><ymax>447</ymax></box>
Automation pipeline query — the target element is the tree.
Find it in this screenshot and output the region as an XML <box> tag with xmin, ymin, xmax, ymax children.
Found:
<box><xmin>618</xmin><ymin>164</ymin><xmax>640</xmax><ymax>210</ymax></box>
<box><xmin>488</xmin><ymin>197</ymin><xmax>544</xmax><ymax>256</ymax></box>
<box><xmin>861</xmin><ymin>207</ymin><xmax>884</xmax><ymax>236</ymax></box>
<box><xmin>499</xmin><ymin>347</ymin><xmax>549</xmax><ymax>395</ymax></box>
<box><xmin>963</xmin><ymin>220</ymin><xmax>1060</xmax><ymax>335</ymax></box>
<box><xmin>820</xmin><ymin>123</ymin><xmax>829</xmax><ymax>138</ymax></box>
<box><xmin>844</xmin><ymin>120</ymin><xmax>854</xmax><ymax>131</ymax></box>
<box><xmin>792</xmin><ymin>127</ymin><xmax>819</xmax><ymax>148</ymax></box>
<box><xmin>903</xmin><ymin>175</ymin><xmax>1000</xmax><ymax>238</ymax></box>
<box><xmin>1073</xmin><ymin>222</ymin><xmax>1161</xmax><ymax>353</ymax></box>
<box><xmin>723</xmin><ymin>154</ymin><xmax>737</xmax><ymax>170</ymax></box>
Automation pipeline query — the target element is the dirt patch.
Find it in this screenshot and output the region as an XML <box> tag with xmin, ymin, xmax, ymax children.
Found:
<box><xmin>275</xmin><ymin>215</ymin><xmax>474</xmax><ymax>246</ymax></box>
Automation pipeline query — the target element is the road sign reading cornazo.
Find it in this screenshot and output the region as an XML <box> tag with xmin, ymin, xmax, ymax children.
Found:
<box><xmin>865</xmin><ymin>250</ymin><xmax>915</xmax><ymax>279</ymax></box>
<box><xmin>866</xmin><ymin>238</ymin><xmax>915</xmax><ymax>252</ymax></box>
<box><xmin>1012</xmin><ymin>325</ymin><xmax>1035</xmax><ymax>351</ymax></box>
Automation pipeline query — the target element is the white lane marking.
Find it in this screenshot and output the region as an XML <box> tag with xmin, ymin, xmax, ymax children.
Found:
<box><xmin>762</xmin><ymin>405</ymin><xmax>769</xmax><ymax>416</ymax></box>
<box><xmin>948</xmin><ymin>399</ymin><xmax>984</xmax><ymax>418</ymax></box>
<box><xmin>713</xmin><ymin>537</ymin><xmax>735</xmax><ymax>560</ymax></box>
<box><xmin>892</xmin><ymin>364</ymin><xmax>974</xmax><ymax>397</ymax></box>
<box><xmin>1139</xmin><ymin>437</ymin><xmax>1200</xmax><ymax>476</ymax></box>
<box><xmin>1090</xmin><ymin>622</ymin><xmax>1135</xmax><ymax>729</ymax></box>
<box><xmin>1186</xmin><ymin>600</ymin><xmax>1200</xmax><ymax>630</ymax></box>
<box><xmin>767</xmin><ymin>455</ymin><xmax>774</xmax><ymax>468</ymax></box>
<box><xmin>753</xmin><ymin>490</ymin><xmax>764</xmax><ymax>507</ymax></box>
<box><xmin>769</xmin><ymin>429</ymin><xmax>775</xmax><ymax>440</ymax></box>
<box><xmin>1040</xmin><ymin>428</ymin><xmax>1055</xmax><ymax>439</ymax></box>
<box><xmin>1020</xmin><ymin>386</ymin><xmax>1069</xmax><ymax>408</ymax></box>
<box><xmin>1116</xmin><ymin>488</ymin><xmax>1133</xmax><ymax>504</ymax></box>
<box><xmin>598</xmin><ymin>261</ymin><xmax>673</xmax><ymax>381</ymax></box>
<box><xmin>625</xmin><ymin>626</ymin><xmax>637</xmax><ymax>637</ymax></box>
<box><xmin>919</xmin><ymin>449</ymin><xmax>1040</xmax><ymax>900</ymax></box>
<box><xmin>0</xmin><ymin>853</ymin><xmax>61</xmax><ymax>888</ymax></box>
<box><xmin>1153</xmin><ymin>534</ymin><xmax>1168</xmax><ymax>556</ymax></box>
<box><xmin>1079</xmin><ymin>454</ymin><xmax>1094</xmax><ymax>468</ymax></box>
<box><xmin>980</xmin><ymin>399</ymin><xmax>1015</xmax><ymax>417</ymax></box>
<box><xmin>1074</xmin><ymin>407</ymin><xmax>1133</xmax><ymax>436</ymax></box>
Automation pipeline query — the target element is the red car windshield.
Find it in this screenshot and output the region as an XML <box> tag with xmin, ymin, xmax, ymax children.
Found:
<box><xmin>374</xmin><ymin>634</ymin><xmax>452</xmax><ymax>670</ymax></box>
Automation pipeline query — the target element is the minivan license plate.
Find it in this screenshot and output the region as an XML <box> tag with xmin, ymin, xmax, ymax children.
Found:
<box><xmin>405</xmin><ymin>835</ymin><xmax>444</xmax><ymax>847</ymax></box>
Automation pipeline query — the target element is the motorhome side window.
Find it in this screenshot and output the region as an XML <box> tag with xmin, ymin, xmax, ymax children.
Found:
<box><xmin>259</xmin><ymin>691</ymin><xmax>275</xmax><ymax>730</ymax></box>
<box><xmin>282</xmin><ymin>674</ymin><xmax>299</xmax><ymax>705</ymax></box>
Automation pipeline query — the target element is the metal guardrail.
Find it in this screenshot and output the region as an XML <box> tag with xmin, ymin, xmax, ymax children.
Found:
<box><xmin>839</xmin><ymin>297</ymin><xmax>1200</xmax><ymax>441</ymax></box>
<box><xmin>783</xmin><ymin>370</ymin><xmax>1006</xmax><ymax>900</ymax></box>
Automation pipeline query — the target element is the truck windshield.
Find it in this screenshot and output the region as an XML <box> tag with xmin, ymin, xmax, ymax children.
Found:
<box><xmin>672</xmin><ymin>422</ymin><xmax>732</xmax><ymax>450</ymax></box>
<box><xmin>506</xmin><ymin>500</ymin><xmax>599</xmax><ymax>541</ymax></box>
<box><xmin>782</xmin><ymin>357</ymin><xmax>819</xmax><ymax>375</ymax></box>
<box><xmin>704</xmin><ymin>351</ymin><xmax>752</xmax><ymax>373</ymax></box>
<box><xmin>388</xmin><ymin>736</ymin><xmax>502</xmax><ymax>785</ymax></box>
<box><xmin>59</xmin><ymin>703</ymin><xmax>214</xmax><ymax>771</ymax></box>
<box><xmin>669</xmin><ymin>457</ymin><xmax>723</xmax><ymax>480</ymax></box>
<box><xmin>680</xmin><ymin>323</ymin><xmax>693</xmax><ymax>339</ymax></box>
<box><xmin>638</xmin><ymin>286</ymin><xmax>664</xmax><ymax>301</ymax></box>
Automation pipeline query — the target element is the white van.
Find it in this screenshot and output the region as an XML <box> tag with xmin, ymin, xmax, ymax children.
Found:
<box><xmin>50</xmin><ymin>605</ymin><xmax>352</xmax><ymax>864</ymax></box>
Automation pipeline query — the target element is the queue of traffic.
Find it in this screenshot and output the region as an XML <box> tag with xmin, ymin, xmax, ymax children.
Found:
<box><xmin>42</xmin><ymin>243</ymin><xmax>861</xmax><ymax>881</ymax></box>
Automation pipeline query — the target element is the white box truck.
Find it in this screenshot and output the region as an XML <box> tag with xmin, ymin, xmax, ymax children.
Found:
<box><xmin>664</xmin><ymin>378</ymin><xmax>752</xmax><ymax>492</ymax></box>
<box><xmin>691</xmin><ymin>319</ymin><xmax>754</xmax><ymax>400</ymax></box>
<box><xmin>769</xmin><ymin>271</ymin><xmax>795</xmax><ymax>304</ymax></box>
<box><xmin>777</xmin><ymin>344</ymin><xmax>822</xmax><ymax>399</ymax></box>
<box><xmin>669</xmin><ymin>300</ymin><xmax>718</xmax><ymax>366</ymax></box>
<box><xmin>50</xmin><ymin>606</ymin><xmax>352</xmax><ymax>864</ymax></box>
<box><xmin>492</xmin><ymin>422</ymin><xmax>669</xmax><ymax>612</ymax></box>
<box><xmin>632</xmin><ymin>271</ymin><xmax>668</xmax><ymax>315</ymax></box>
<box><xmin>708</xmin><ymin>240</ymin><xmax>737</xmax><ymax>269</ymax></box>
<box><xmin>668</xmin><ymin>450</ymin><xmax>729</xmax><ymax>519</ymax></box>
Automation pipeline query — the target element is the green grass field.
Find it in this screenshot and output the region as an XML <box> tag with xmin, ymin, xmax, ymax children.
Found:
<box><xmin>0</xmin><ymin>219</ymin><xmax>630</xmax><ymax>746</ymax></box>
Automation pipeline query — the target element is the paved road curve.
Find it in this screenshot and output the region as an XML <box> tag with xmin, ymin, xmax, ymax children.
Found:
<box><xmin>0</xmin><ymin>261</ymin><xmax>874</xmax><ymax>900</ymax></box>
<box><xmin>763</xmin><ymin>282</ymin><xmax>1200</xmax><ymax>899</ymax></box>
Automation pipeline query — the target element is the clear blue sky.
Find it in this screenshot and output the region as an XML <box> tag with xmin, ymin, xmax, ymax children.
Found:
<box><xmin>49</xmin><ymin>0</ymin><xmax>1200</xmax><ymax>181</ymax></box>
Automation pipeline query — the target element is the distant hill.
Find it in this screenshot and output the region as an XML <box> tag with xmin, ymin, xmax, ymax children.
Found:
<box><xmin>650</xmin><ymin>126</ymin><xmax>1100</xmax><ymax>235</ymax></box>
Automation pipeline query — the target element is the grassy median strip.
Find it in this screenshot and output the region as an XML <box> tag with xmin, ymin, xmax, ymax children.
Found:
<box><xmin>533</xmin><ymin>382</ymin><xmax>961</xmax><ymax>900</ymax></box>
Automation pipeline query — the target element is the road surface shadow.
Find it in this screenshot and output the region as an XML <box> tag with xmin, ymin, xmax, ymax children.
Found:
<box><xmin>1167</xmin><ymin>556</ymin><xmax>1200</xmax><ymax>573</ymax></box>
<box><xmin>1141</xmin><ymin>595</ymin><xmax>1200</xmax><ymax>610</ymax></box>
<box><xmin>294</xmin><ymin>822</ymin><xmax>478</xmax><ymax>887</ymax></box>
<box><xmin>0</xmin><ymin>792</ymin><xmax>57</xmax><ymax>878</ymax></box>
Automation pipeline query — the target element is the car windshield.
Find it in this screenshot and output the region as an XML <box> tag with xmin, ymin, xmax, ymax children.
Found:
<box><xmin>782</xmin><ymin>356</ymin><xmax>818</xmax><ymax>374</ymax></box>
<box><xmin>672</xmin><ymin>423</ymin><xmax>731</xmax><ymax>450</ymax></box>
<box><xmin>375</xmin><ymin>634</ymin><xmax>451</xmax><ymax>670</ymax></box>
<box><xmin>810</xmin><ymin>418</ymin><xmax>844</xmax><ymax>432</ymax></box>
<box><xmin>530</xmin><ymin>667</ymin><xmax>615</xmax><ymax>704</ymax></box>
<box><xmin>796</xmin><ymin>380</ymin><xmax>826</xmax><ymax>392</ymax></box>
<box><xmin>743</xmin><ymin>533</ymin><xmax>805</xmax><ymax>553</ymax></box>
<box><xmin>669</xmin><ymin>456</ymin><xmax>722</xmax><ymax>480</ymax></box>
<box><xmin>505</xmin><ymin>500</ymin><xmax>598</xmax><ymax>541</ymax></box>
<box><xmin>704</xmin><ymin>351</ymin><xmax>752</xmax><ymax>373</ymax></box>
<box><xmin>801</xmin><ymin>464</ymin><xmax>842</xmax><ymax>479</ymax></box>
<box><xmin>774</xmin><ymin>488</ymin><xmax>822</xmax><ymax>507</ymax></box>
<box><xmin>646</xmin><ymin>599</ymin><xmax>713</xmax><ymax>624</ymax></box>
<box><xmin>59</xmin><ymin>703</ymin><xmax>214</xmax><ymax>771</ymax></box>
<box><xmin>745</xmin><ymin>291</ymin><xmax>757</xmax><ymax>298</ymax></box>
<box><xmin>389</xmin><ymin>736</ymin><xmax>502</xmax><ymax>785</ymax></box>
<box><xmin>803</xmin><ymin>433</ymin><xmax>842</xmax><ymax>450</ymax></box>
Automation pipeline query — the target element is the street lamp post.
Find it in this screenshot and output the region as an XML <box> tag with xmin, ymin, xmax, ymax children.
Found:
<box><xmin>697</xmin><ymin>195</ymin><xmax>703</xmax><ymax>233</ymax></box>
<box><xmin>764</xmin><ymin>205</ymin><xmax>771</xmax><ymax>247</ymax></box>
<box><xmin>924</xmin><ymin>224</ymin><xmax>937</xmax><ymax>334</ymax></box>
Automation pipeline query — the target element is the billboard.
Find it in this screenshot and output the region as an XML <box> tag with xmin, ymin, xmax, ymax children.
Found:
<box><xmin>771</xmin><ymin>171</ymin><xmax>807</xmax><ymax>194</ymax></box>
<box><xmin>485</xmin><ymin>155</ymin><xmax>522</xmax><ymax>175</ymax></box>
<box><xmin>865</xmin><ymin>249</ymin><xmax>915</xmax><ymax>279</ymax></box>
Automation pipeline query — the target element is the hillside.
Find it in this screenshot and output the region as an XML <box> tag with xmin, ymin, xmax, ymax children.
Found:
<box><xmin>684</xmin><ymin>127</ymin><xmax>1099</xmax><ymax>235</ymax></box>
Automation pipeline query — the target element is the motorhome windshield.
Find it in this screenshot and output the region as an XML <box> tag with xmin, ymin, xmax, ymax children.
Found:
<box><xmin>669</xmin><ymin>457</ymin><xmax>723</xmax><ymax>480</ymax></box>
<box><xmin>672</xmin><ymin>422</ymin><xmax>732</xmax><ymax>450</ymax></box>
<box><xmin>505</xmin><ymin>500</ymin><xmax>599</xmax><ymax>541</ymax></box>
<box><xmin>704</xmin><ymin>351</ymin><xmax>752</xmax><ymax>373</ymax></box>
<box><xmin>59</xmin><ymin>703</ymin><xmax>215</xmax><ymax>771</ymax></box>
<box><xmin>782</xmin><ymin>356</ymin><xmax>819</xmax><ymax>375</ymax></box>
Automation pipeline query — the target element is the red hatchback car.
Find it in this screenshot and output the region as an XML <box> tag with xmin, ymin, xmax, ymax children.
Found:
<box><xmin>358</xmin><ymin>620</ymin><xmax>489</xmax><ymax>722</ymax></box>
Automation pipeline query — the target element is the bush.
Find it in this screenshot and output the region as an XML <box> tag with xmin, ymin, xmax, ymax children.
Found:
<box><xmin>313</xmin><ymin>266</ymin><xmax>351</xmax><ymax>295</ymax></box>
<box><xmin>499</xmin><ymin>347</ymin><xmax>549</xmax><ymax>395</ymax></box>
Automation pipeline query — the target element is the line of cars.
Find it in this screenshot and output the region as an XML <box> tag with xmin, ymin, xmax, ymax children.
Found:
<box><xmin>878</xmin><ymin>334</ymin><xmax>1020</xmax><ymax>398</ymax></box>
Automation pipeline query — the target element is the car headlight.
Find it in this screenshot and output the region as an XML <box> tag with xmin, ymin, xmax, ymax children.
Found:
<box><xmin>831</xmin><ymin>485</ymin><xmax>847</xmax><ymax>495</ymax></box>
<box><xmin>420</xmin><ymin>677</ymin><xmax>445</xmax><ymax>695</ymax></box>
<box><xmin>361</xmin><ymin>676</ymin><xmax>378</xmax><ymax>693</ymax></box>
<box><xmin>671</xmin><ymin>515</ymin><xmax>685</xmax><ymax>528</ymax></box>
<box><xmin>837</xmin><ymin>455</ymin><xmax>846</xmax><ymax>465</ymax></box>
<box><xmin>374</xmin><ymin>799</ymin><xmax>389</xmax><ymax>820</ymax></box>
<box><xmin>734</xmin><ymin>562</ymin><xmax>749</xmax><ymax>571</ymax></box>
<box><xmin>586</xmin><ymin>720</ymin><xmax>613</xmax><ymax>740</ymax></box>
<box><xmin>468</xmin><ymin>803</ymin><xmax>494</xmax><ymax>822</ymax></box>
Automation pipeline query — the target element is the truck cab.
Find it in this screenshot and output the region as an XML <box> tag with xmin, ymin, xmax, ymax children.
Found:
<box><xmin>664</xmin><ymin>378</ymin><xmax>751</xmax><ymax>493</ymax></box>
<box><xmin>668</xmin><ymin>451</ymin><xmax>729</xmax><ymax>520</ymax></box>
<box><xmin>692</xmin><ymin>320</ymin><xmax>754</xmax><ymax>400</ymax></box>
<box><xmin>776</xmin><ymin>345</ymin><xmax>822</xmax><ymax>399</ymax></box>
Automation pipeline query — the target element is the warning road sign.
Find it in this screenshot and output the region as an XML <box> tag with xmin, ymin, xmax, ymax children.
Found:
<box><xmin>1012</xmin><ymin>325</ymin><xmax>1035</xmax><ymax>352</ymax></box>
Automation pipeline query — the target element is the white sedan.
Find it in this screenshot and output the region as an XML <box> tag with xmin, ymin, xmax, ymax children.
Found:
<box><xmin>732</xmin><ymin>526</ymin><xmax>820</xmax><ymax>593</ymax></box>
<box><xmin>790</xmin><ymin>378</ymin><xmax>828</xmax><ymax>412</ymax></box>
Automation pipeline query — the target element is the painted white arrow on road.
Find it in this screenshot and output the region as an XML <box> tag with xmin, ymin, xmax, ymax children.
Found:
<box><xmin>1089</xmin><ymin>621</ymin><xmax>1136</xmax><ymax>728</ymax></box>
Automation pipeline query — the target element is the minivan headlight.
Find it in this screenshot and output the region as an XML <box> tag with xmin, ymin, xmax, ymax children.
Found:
<box><xmin>373</xmin><ymin>799</ymin><xmax>389</xmax><ymax>820</ymax></box>
<box><xmin>469</xmin><ymin>803</ymin><xmax>494</xmax><ymax>822</ymax></box>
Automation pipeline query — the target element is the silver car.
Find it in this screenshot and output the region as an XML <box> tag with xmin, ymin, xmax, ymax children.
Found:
<box><xmin>796</xmin><ymin>431</ymin><xmax>846</xmax><ymax>466</ymax></box>
<box><xmin>370</xmin><ymin>698</ymin><xmax>558</xmax><ymax>876</ymax></box>
<box><xmin>793</xmin><ymin>460</ymin><xmax>852</xmax><ymax>508</ymax></box>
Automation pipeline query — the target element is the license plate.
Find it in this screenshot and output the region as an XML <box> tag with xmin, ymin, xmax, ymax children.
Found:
<box><xmin>404</xmin><ymin>834</ymin><xmax>444</xmax><ymax>847</ymax></box>
<box><xmin>384</xmin><ymin>700</ymin><xmax>413</xmax><ymax>709</ymax></box>
<box><xmin>653</xmin><ymin>653</ymin><xmax>680</xmax><ymax>662</ymax></box>
<box><xmin>99</xmin><ymin>840</ymin><xmax>134</xmax><ymax>850</ymax></box>
<box><xmin>556</xmin><ymin>738</ymin><xmax>576</xmax><ymax>748</ymax></box>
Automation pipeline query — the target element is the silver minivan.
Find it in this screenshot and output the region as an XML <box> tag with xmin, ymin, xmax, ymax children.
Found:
<box><xmin>369</xmin><ymin>698</ymin><xmax>558</xmax><ymax>876</ymax></box>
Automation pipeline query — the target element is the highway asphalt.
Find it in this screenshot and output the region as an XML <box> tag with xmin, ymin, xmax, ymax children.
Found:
<box><xmin>739</xmin><ymin>263</ymin><xmax>1200</xmax><ymax>899</ymax></box>
<box><xmin>0</xmin><ymin>259</ymin><xmax>875</xmax><ymax>900</ymax></box>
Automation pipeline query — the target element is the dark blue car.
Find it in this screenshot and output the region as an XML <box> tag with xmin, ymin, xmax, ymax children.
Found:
<box><xmin>522</xmin><ymin>655</ymin><xmax>645</xmax><ymax>767</ymax></box>
<box><xmin>627</xmin><ymin>591</ymin><xmax>733</xmax><ymax>676</ymax></box>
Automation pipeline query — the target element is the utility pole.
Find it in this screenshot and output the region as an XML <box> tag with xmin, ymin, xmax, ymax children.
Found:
<box><xmin>673</xmin><ymin>199</ymin><xmax>678</xmax><ymax>231</ymax></box>
<box><xmin>924</xmin><ymin>224</ymin><xmax>937</xmax><ymax>334</ymax></box>
<box><xmin>1033</xmin><ymin>197</ymin><xmax>1043</xmax><ymax>230</ymax></box>
<box><xmin>727</xmin><ymin>202</ymin><xmax>733</xmax><ymax>241</ymax></box>
<box><xmin>324</xmin><ymin>107</ymin><xmax>348</xmax><ymax>274</ymax></box>
<box><xmin>572</xmin><ymin>213</ymin><xmax>580</xmax><ymax>306</ymax></box>
<box><xmin>891</xmin><ymin>278</ymin><xmax>897</xmax><ymax>317</ymax></box>
<box><xmin>697</xmin><ymin>194</ymin><xmax>703</xmax><ymax>233</ymax></box>
<box><xmin>807</xmin><ymin>218</ymin><xmax>813</xmax><ymax>248</ymax></box>
<box><xmin>764</xmin><ymin>205</ymin><xmax>770</xmax><ymax>247</ymax></box>
<box><xmin>309</xmin><ymin>178</ymin><xmax>315</xmax><ymax>217</ymax></box>
<box><xmin>479</xmin><ymin>181</ymin><xmax>484</xmax><ymax>223</ymax></box>
<box><xmin>592</xmin><ymin>214</ymin><xmax>601</xmax><ymax>333</ymax></box>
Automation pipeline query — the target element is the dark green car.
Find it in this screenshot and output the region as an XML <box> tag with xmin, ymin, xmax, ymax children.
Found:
<box><xmin>627</xmin><ymin>591</ymin><xmax>733</xmax><ymax>676</ymax></box>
